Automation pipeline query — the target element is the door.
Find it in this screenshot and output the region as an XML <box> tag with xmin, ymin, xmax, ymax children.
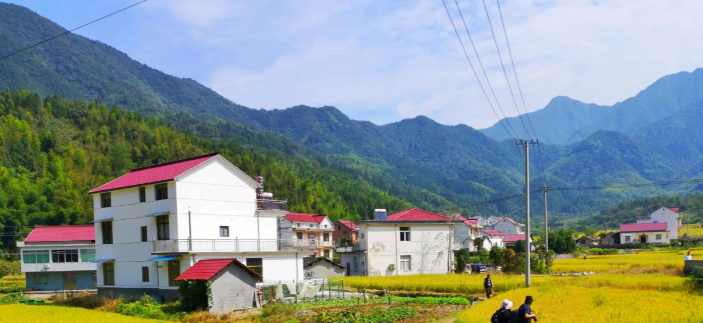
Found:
<box><xmin>93</xmin><ymin>273</ymin><xmax>97</xmax><ymax>289</ymax></box>
<box><xmin>346</xmin><ymin>263</ymin><xmax>350</xmax><ymax>276</ymax></box>
<box><xmin>63</xmin><ymin>274</ymin><xmax>77</xmax><ymax>290</ymax></box>
<box><xmin>640</xmin><ymin>235</ymin><xmax>647</xmax><ymax>243</ymax></box>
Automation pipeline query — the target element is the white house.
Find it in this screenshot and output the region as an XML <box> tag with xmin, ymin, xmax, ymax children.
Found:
<box><xmin>453</xmin><ymin>215</ymin><xmax>484</xmax><ymax>251</ymax></box>
<box><xmin>619</xmin><ymin>223</ymin><xmax>670</xmax><ymax>244</ymax></box>
<box><xmin>89</xmin><ymin>152</ymin><xmax>309</xmax><ymax>301</ymax></box>
<box><xmin>480</xmin><ymin>230</ymin><xmax>505</xmax><ymax>249</ymax></box>
<box><xmin>488</xmin><ymin>217</ymin><xmax>525</xmax><ymax>235</ymax></box>
<box><xmin>339</xmin><ymin>208</ymin><xmax>462</xmax><ymax>277</ymax></box>
<box><xmin>17</xmin><ymin>225</ymin><xmax>97</xmax><ymax>291</ymax></box>
<box><xmin>636</xmin><ymin>207</ymin><xmax>682</xmax><ymax>240</ymax></box>
<box><xmin>280</xmin><ymin>213</ymin><xmax>335</xmax><ymax>259</ymax></box>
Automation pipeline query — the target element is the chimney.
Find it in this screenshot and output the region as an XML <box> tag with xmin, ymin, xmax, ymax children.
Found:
<box><xmin>374</xmin><ymin>209</ymin><xmax>387</xmax><ymax>221</ymax></box>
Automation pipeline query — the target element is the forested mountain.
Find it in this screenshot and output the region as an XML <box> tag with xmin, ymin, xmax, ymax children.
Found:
<box><xmin>482</xmin><ymin>69</ymin><xmax>703</xmax><ymax>145</ymax></box>
<box><xmin>1</xmin><ymin>3</ymin><xmax>703</xmax><ymax>227</ymax></box>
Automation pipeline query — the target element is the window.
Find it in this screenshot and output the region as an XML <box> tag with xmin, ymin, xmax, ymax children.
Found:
<box><xmin>157</xmin><ymin>214</ymin><xmax>170</xmax><ymax>240</ymax></box>
<box><xmin>353</xmin><ymin>257</ymin><xmax>359</xmax><ymax>271</ymax></box>
<box><xmin>297</xmin><ymin>223</ymin><xmax>300</xmax><ymax>227</ymax></box>
<box><xmin>141</xmin><ymin>226</ymin><xmax>148</xmax><ymax>242</ymax></box>
<box><xmin>103</xmin><ymin>263</ymin><xmax>115</xmax><ymax>286</ymax></box>
<box><xmin>80</xmin><ymin>249</ymin><xmax>95</xmax><ymax>263</ymax></box>
<box><xmin>324</xmin><ymin>225</ymin><xmax>328</xmax><ymax>228</ymax></box>
<box><xmin>309</xmin><ymin>224</ymin><xmax>313</xmax><ymax>228</ymax></box>
<box><xmin>656</xmin><ymin>234</ymin><xmax>662</xmax><ymax>240</ymax></box>
<box><xmin>337</xmin><ymin>225</ymin><xmax>341</xmax><ymax>230</ymax></box>
<box><xmin>100</xmin><ymin>193</ymin><xmax>111</xmax><ymax>208</ymax></box>
<box><xmin>400</xmin><ymin>255</ymin><xmax>411</xmax><ymax>271</ymax></box>
<box><xmin>220</xmin><ymin>226</ymin><xmax>230</xmax><ymax>237</ymax></box>
<box><xmin>323</xmin><ymin>233</ymin><xmax>329</xmax><ymax>242</ymax></box>
<box><xmin>142</xmin><ymin>266</ymin><xmax>149</xmax><ymax>282</ymax></box>
<box><xmin>23</xmin><ymin>250</ymin><xmax>49</xmax><ymax>264</ymax></box>
<box><xmin>155</xmin><ymin>183</ymin><xmax>168</xmax><ymax>200</ymax></box>
<box><xmin>246</xmin><ymin>258</ymin><xmax>263</xmax><ymax>277</ymax></box>
<box><xmin>296</xmin><ymin>232</ymin><xmax>303</xmax><ymax>239</ymax></box>
<box><xmin>625</xmin><ymin>236</ymin><xmax>631</xmax><ymax>242</ymax></box>
<box><xmin>139</xmin><ymin>187</ymin><xmax>146</xmax><ymax>203</ymax></box>
<box><xmin>361</xmin><ymin>233</ymin><xmax>365</xmax><ymax>239</ymax></box>
<box><xmin>323</xmin><ymin>249</ymin><xmax>330</xmax><ymax>258</ymax></box>
<box><xmin>400</xmin><ymin>227</ymin><xmax>410</xmax><ymax>241</ymax></box>
<box><xmin>52</xmin><ymin>250</ymin><xmax>79</xmax><ymax>263</ymax></box>
<box><xmin>101</xmin><ymin>221</ymin><xmax>113</xmax><ymax>244</ymax></box>
<box><xmin>34</xmin><ymin>274</ymin><xmax>49</xmax><ymax>285</ymax></box>
<box><xmin>168</xmin><ymin>260</ymin><xmax>180</xmax><ymax>287</ymax></box>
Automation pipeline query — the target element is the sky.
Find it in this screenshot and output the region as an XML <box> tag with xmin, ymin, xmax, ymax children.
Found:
<box><xmin>6</xmin><ymin>0</ymin><xmax>703</xmax><ymax>129</ymax></box>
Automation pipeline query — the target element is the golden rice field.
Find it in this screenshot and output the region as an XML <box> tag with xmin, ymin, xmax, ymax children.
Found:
<box><xmin>679</xmin><ymin>223</ymin><xmax>703</xmax><ymax>236</ymax></box>
<box><xmin>551</xmin><ymin>248</ymin><xmax>703</xmax><ymax>273</ymax></box>
<box><xmin>0</xmin><ymin>305</ymin><xmax>159</xmax><ymax>323</ymax></box>
<box><xmin>457</xmin><ymin>284</ymin><xmax>703</xmax><ymax>323</ymax></box>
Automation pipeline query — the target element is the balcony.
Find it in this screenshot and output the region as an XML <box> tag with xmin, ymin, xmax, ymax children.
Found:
<box><xmin>153</xmin><ymin>239</ymin><xmax>316</xmax><ymax>254</ymax></box>
<box><xmin>335</xmin><ymin>245</ymin><xmax>365</xmax><ymax>253</ymax></box>
<box><xmin>256</xmin><ymin>199</ymin><xmax>287</xmax><ymax>211</ymax></box>
<box><xmin>291</xmin><ymin>239</ymin><xmax>333</xmax><ymax>248</ymax></box>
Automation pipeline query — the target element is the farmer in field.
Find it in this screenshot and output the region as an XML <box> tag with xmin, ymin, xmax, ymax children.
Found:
<box><xmin>484</xmin><ymin>274</ymin><xmax>493</xmax><ymax>299</ymax></box>
<box><xmin>685</xmin><ymin>251</ymin><xmax>693</xmax><ymax>260</ymax></box>
<box><xmin>490</xmin><ymin>299</ymin><xmax>513</xmax><ymax>323</ymax></box>
<box><xmin>518</xmin><ymin>296</ymin><xmax>538</xmax><ymax>323</ymax></box>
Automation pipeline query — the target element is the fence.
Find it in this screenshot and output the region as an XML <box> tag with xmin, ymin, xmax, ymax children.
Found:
<box><xmin>258</xmin><ymin>279</ymin><xmax>351</xmax><ymax>305</ymax></box>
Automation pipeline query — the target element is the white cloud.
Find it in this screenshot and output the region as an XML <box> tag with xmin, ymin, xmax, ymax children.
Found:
<box><xmin>150</xmin><ymin>0</ymin><xmax>703</xmax><ymax>129</ymax></box>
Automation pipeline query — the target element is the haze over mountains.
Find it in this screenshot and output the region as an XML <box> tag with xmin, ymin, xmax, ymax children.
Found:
<box><xmin>1</xmin><ymin>3</ymin><xmax>702</xmax><ymax>220</ymax></box>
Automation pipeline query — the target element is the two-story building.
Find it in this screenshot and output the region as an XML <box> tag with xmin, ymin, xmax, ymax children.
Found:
<box><xmin>89</xmin><ymin>152</ymin><xmax>311</xmax><ymax>301</ymax></box>
<box><xmin>339</xmin><ymin>208</ymin><xmax>462</xmax><ymax>277</ymax></box>
<box><xmin>488</xmin><ymin>217</ymin><xmax>525</xmax><ymax>235</ymax></box>
<box><xmin>280</xmin><ymin>213</ymin><xmax>335</xmax><ymax>259</ymax></box>
<box><xmin>480</xmin><ymin>230</ymin><xmax>505</xmax><ymax>249</ymax></box>
<box><xmin>18</xmin><ymin>226</ymin><xmax>97</xmax><ymax>291</ymax></box>
<box><xmin>636</xmin><ymin>207</ymin><xmax>682</xmax><ymax>240</ymax></box>
<box><xmin>453</xmin><ymin>215</ymin><xmax>484</xmax><ymax>251</ymax></box>
<box><xmin>333</xmin><ymin>220</ymin><xmax>359</xmax><ymax>246</ymax></box>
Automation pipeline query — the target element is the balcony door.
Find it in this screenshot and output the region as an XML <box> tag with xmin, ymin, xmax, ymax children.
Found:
<box><xmin>308</xmin><ymin>233</ymin><xmax>315</xmax><ymax>241</ymax></box>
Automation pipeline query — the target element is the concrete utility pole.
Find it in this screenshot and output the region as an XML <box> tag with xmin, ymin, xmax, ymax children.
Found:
<box><xmin>517</xmin><ymin>140</ymin><xmax>537</xmax><ymax>288</ymax></box>
<box><xmin>542</xmin><ymin>186</ymin><xmax>550</xmax><ymax>252</ymax></box>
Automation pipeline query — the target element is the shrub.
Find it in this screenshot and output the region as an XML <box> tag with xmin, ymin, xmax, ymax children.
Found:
<box><xmin>116</xmin><ymin>295</ymin><xmax>169</xmax><ymax>320</ymax></box>
<box><xmin>51</xmin><ymin>291</ymin><xmax>105</xmax><ymax>309</ymax></box>
<box><xmin>178</xmin><ymin>279</ymin><xmax>211</xmax><ymax>312</ymax></box>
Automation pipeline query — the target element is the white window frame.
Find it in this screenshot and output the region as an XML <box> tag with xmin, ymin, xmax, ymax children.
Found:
<box><xmin>400</xmin><ymin>227</ymin><xmax>410</xmax><ymax>241</ymax></box>
<box><xmin>624</xmin><ymin>235</ymin><xmax>631</xmax><ymax>242</ymax></box>
<box><xmin>400</xmin><ymin>255</ymin><xmax>411</xmax><ymax>271</ymax></box>
<box><xmin>656</xmin><ymin>234</ymin><xmax>662</xmax><ymax>240</ymax></box>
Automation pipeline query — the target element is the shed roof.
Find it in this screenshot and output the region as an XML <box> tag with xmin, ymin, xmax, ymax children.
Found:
<box><xmin>303</xmin><ymin>257</ymin><xmax>345</xmax><ymax>269</ymax></box>
<box><xmin>620</xmin><ymin>223</ymin><xmax>668</xmax><ymax>233</ymax></box>
<box><xmin>24</xmin><ymin>225</ymin><xmax>95</xmax><ymax>243</ymax></box>
<box><xmin>502</xmin><ymin>235</ymin><xmax>527</xmax><ymax>242</ymax></box>
<box><xmin>174</xmin><ymin>259</ymin><xmax>262</xmax><ymax>281</ymax></box>
<box><xmin>387</xmin><ymin>208</ymin><xmax>451</xmax><ymax>221</ymax></box>
<box><xmin>481</xmin><ymin>230</ymin><xmax>504</xmax><ymax>236</ymax></box>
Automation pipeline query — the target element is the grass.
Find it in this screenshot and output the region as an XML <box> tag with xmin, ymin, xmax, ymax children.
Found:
<box><xmin>0</xmin><ymin>305</ymin><xmax>160</xmax><ymax>322</ymax></box>
<box><xmin>456</xmin><ymin>284</ymin><xmax>703</xmax><ymax>323</ymax></box>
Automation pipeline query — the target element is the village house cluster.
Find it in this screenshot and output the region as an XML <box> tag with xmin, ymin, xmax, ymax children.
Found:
<box><xmin>577</xmin><ymin>207</ymin><xmax>682</xmax><ymax>247</ymax></box>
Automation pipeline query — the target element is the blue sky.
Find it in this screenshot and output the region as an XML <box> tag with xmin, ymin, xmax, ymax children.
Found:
<box><xmin>6</xmin><ymin>0</ymin><xmax>703</xmax><ymax>129</ymax></box>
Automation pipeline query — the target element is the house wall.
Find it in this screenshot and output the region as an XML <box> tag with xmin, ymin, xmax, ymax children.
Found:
<box><xmin>637</xmin><ymin>208</ymin><xmax>680</xmax><ymax>239</ymax></box>
<box><xmin>306</xmin><ymin>261</ymin><xmax>345</xmax><ymax>278</ymax></box>
<box><xmin>454</xmin><ymin>226</ymin><xmax>475</xmax><ymax>251</ymax></box>
<box><xmin>25</xmin><ymin>271</ymin><xmax>94</xmax><ymax>291</ymax></box>
<box><xmin>481</xmin><ymin>235</ymin><xmax>504</xmax><ymax>249</ymax></box>
<box><xmin>281</xmin><ymin>217</ymin><xmax>334</xmax><ymax>258</ymax></box>
<box><xmin>209</xmin><ymin>264</ymin><xmax>258</xmax><ymax>313</ymax></box>
<box><xmin>491</xmin><ymin>221</ymin><xmax>522</xmax><ymax>235</ymax></box>
<box><xmin>340</xmin><ymin>253</ymin><xmax>365</xmax><ymax>276</ymax></box>
<box><xmin>333</xmin><ymin>221</ymin><xmax>358</xmax><ymax>244</ymax></box>
<box><xmin>619</xmin><ymin>232</ymin><xmax>670</xmax><ymax>244</ymax></box>
<box><xmin>21</xmin><ymin>244</ymin><xmax>96</xmax><ymax>274</ymax></box>
<box><xmin>194</xmin><ymin>253</ymin><xmax>303</xmax><ymax>283</ymax></box>
<box><xmin>363</xmin><ymin>224</ymin><xmax>455</xmax><ymax>277</ymax></box>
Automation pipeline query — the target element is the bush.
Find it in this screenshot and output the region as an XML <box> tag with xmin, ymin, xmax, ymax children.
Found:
<box><xmin>116</xmin><ymin>295</ymin><xmax>170</xmax><ymax>320</ymax></box>
<box><xmin>454</xmin><ymin>249</ymin><xmax>469</xmax><ymax>273</ymax></box>
<box><xmin>178</xmin><ymin>280</ymin><xmax>211</xmax><ymax>312</ymax></box>
<box><xmin>588</xmin><ymin>248</ymin><xmax>618</xmax><ymax>255</ymax></box>
<box><xmin>0</xmin><ymin>293</ymin><xmax>27</xmax><ymax>305</ymax></box>
<box><xmin>51</xmin><ymin>291</ymin><xmax>105</xmax><ymax>309</ymax></box>
<box><xmin>0</xmin><ymin>259</ymin><xmax>21</xmax><ymax>277</ymax></box>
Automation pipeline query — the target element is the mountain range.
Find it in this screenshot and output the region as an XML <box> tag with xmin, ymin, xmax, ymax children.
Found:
<box><xmin>1</xmin><ymin>3</ymin><xmax>702</xmax><ymax>222</ymax></box>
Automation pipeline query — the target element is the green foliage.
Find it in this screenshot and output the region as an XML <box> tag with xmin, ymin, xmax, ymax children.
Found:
<box><xmin>689</xmin><ymin>267</ymin><xmax>703</xmax><ymax>293</ymax></box>
<box><xmin>547</xmin><ymin>228</ymin><xmax>578</xmax><ymax>254</ymax></box>
<box><xmin>178</xmin><ymin>279</ymin><xmax>211</xmax><ymax>312</ymax></box>
<box><xmin>454</xmin><ymin>249</ymin><xmax>469</xmax><ymax>273</ymax></box>
<box><xmin>310</xmin><ymin>307</ymin><xmax>417</xmax><ymax>323</ymax></box>
<box><xmin>588</xmin><ymin>248</ymin><xmax>618</xmax><ymax>255</ymax></box>
<box><xmin>0</xmin><ymin>293</ymin><xmax>27</xmax><ymax>305</ymax></box>
<box><xmin>513</xmin><ymin>240</ymin><xmax>527</xmax><ymax>254</ymax></box>
<box><xmin>0</xmin><ymin>259</ymin><xmax>20</xmax><ymax>277</ymax></box>
<box><xmin>115</xmin><ymin>295</ymin><xmax>170</xmax><ymax>320</ymax></box>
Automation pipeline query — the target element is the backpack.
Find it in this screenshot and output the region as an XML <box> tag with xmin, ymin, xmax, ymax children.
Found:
<box><xmin>490</xmin><ymin>309</ymin><xmax>502</xmax><ymax>323</ymax></box>
<box><xmin>509</xmin><ymin>309</ymin><xmax>521</xmax><ymax>323</ymax></box>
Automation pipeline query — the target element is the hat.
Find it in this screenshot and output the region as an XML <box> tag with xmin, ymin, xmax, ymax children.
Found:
<box><xmin>525</xmin><ymin>296</ymin><xmax>534</xmax><ymax>303</ymax></box>
<box><xmin>502</xmin><ymin>299</ymin><xmax>513</xmax><ymax>310</ymax></box>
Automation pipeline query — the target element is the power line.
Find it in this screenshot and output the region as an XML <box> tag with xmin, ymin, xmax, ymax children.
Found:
<box><xmin>0</xmin><ymin>0</ymin><xmax>148</xmax><ymax>62</ymax></box>
<box><xmin>445</xmin><ymin>0</ymin><xmax>520</xmax><ymax>140</ymax></box>
<box><xmin>480</xmin><ymin>0</ymin><xmax>532</xmax><ymax>140</ymax></box>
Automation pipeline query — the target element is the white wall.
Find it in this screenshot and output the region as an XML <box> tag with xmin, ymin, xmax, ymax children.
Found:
<box><xmin>340</xmin><ymin>253</ymin><xmax>365</xmax><ymax>276</ymax></box>
<box><xmin>21</xmin><ymin>245</ymin><xmax>96</xmax><ymax>273</ymax></box>
<box><xmin>454</xmin><ymin>226</ymin><xmax>475</xmax><ymax>251</ymax></box>
<box><xmin>650</xmin><ymin>208</ymin><xmax>679</xmax><ymax>239</ymax></box>
<box><xmin>491</xmin><ymin>220</ymin><xmax>523</xmax><ymax>235</ymax></box>
<box><xmin>620</xmin><ymin>232</ymin><xmax>670</xmax><ymax>244</ymax></box>
<box><xmin>194</xmin><ymin>253</ymin><xmax>302</xmax><ymax>282</ymax></box>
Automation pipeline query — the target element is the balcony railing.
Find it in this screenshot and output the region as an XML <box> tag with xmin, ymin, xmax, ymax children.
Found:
<box><xmin>153</xmin><ymin>239</ymin><xmax>316</xmax><ymax>253</ymax></box>
<box><xmin>335</xmin><ymin>245</ymin><xmax>365</xmax><ymax>253</ymax></box>
<box><xmin>291</xmin><ymin>239</ymin><xmax>333</xmax><ymax>247</ymax></box>
<box><xmin>256</xmin><ymin>199</ymin><xmax>287</xmax><ymax>211</ymax></box>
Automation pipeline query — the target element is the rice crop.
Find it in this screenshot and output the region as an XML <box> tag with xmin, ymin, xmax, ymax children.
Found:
<box><xmin>0</xmin><ymin>305</ymin><xmax>160</xmax><ymax>323</ymax></box>
<box><xmin>552</xmin><ymin>249</ymin><xmax>703</xmax><ymax>273</ymax></box>
<box><xmin>679</xmin><ymin>223</ymin><xmax>703</xmax><ymax>236</ymax></box>
<box><xmin>457</xmin><ymin>284</ymin><xmax>703</xmax><ymax>323</ymax></box>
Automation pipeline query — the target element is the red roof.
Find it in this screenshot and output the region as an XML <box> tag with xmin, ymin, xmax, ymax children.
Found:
<box><xmin>89</xmin><ymin>152</ymin><xmax>219</xmax><ymax>193</ymax></box>
<box><xmin>454</xmin><ymin>214</ymin><xmax>468</xmax><ymax>221</ymax></box>
<box><xmin>667</xmin><ymin>207</ymin><xmax>680</xmax><ymax>213</ymax></box>
<box><xmin>24</xmin><ymin>225</ymin><xmax>95</xmax><ymax>243</ymax></box>
<box><xmin>285</xmin><ymin>213</ymin><xmax>327</xmax><ymax>223</ymax></box>
<box><xmin>620</xmin><ymin>223</ymin><xmax>668</xmax><ymax>232</ymax></box>
<box><xmin>504</xmin><ymin>217</ymin><xmax>518</xmax><ymax>225</ymax></box>
<box><xmin>503</xmin><ymin>235</ymin><xmax>528</xmax><ymax>242</ymax></box>
<box><xmin>175</xmin><ymin>259</ymin><xmax>261</xmax><ymax>281</ymax></box>
<box><xmin>387</xmin><ymin>208</ymin><xmax>451</xmax><ymax>221</ymax></box>
<box><xmin>481</xmin><ymin>230</ymin><xmax>504</xmax><ymax>236</ymax></box>
<box><xmin>464</xmin><ymin>219</ymin><xmax>479</xmax><ymax>226</ymax></box>
<box><xmin>338</xmin><ymin>220</ymin><xmax>358</xmax><ymax>230</ymax></box>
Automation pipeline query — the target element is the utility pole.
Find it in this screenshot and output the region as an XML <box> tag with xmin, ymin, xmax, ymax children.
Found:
<box><xmin>517</xmin><ymin>139</ymin><xmax>537</xmax><ymax>288</ymax></box>
<box><xmin>541</xmin><ymin>186</ymin><xmax>550</xmax><ymax>252</ymax></box>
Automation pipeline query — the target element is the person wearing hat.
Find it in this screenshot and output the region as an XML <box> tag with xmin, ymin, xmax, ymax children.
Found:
<box><xmin>518</xmin><ymin>296</ymin><xmax>538</xmax><ymax>322</ymax></box>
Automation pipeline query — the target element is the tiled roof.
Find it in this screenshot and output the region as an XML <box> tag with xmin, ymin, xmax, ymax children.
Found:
<box><xmin>504</xmin><ymin>217</ymin><xmax>518</xmax><ymax>225</ymax></box>
<box><xmin>454</xmin><ymin>214</ymin><xmax>468</xmax><ymax>221</ymax></box>
<box><xmin>464</xmin><ymin>219</ymin><xmax>479</xmax><ymax>226</ymax></box>
<box><xmin>481</xmin><ymin>230</ymin><xmax>504</xmax><ymax>236</ymax></box>
<box><xmin>620</xmin><ymin>223</ymin><xmax>668</xmax><ymax>233</ymax></box>
<box><xmin>667</xmin><ymin>207</ymin><xmax>680</xmax><ymax>213</ymax></box>
<box><xmin>338</xmin><ymin>220</ymin><xmax>358</xmax><ymax>230</ymax></box>
<box><xmin>502</xmin><ymin>235</ymin><xmax>527</xmax><ymax>242</ymax></box>
<box><xmin>90</xmin><ymin>152</ymin><xmax>219</xmax><ymax>193</ymax></box>
<box><xmin>303</xmin><ymin>256</ymin><xmax>345</xmax><ymax>269</ymax></box>
<box><xmin>175</xmin><ymin>259</ymin><xmax>261</xmax><ymax>281</ymax></box>
<box><xmin>285</xmin><ymin>213</ymin><xmax>327</xmax><ymax>223</ymax></box>
<box><xmin>387</xmin><ymin>208</ymin><xmax>451</xmax><ymax>221</ymax></box>
<box><xmin>24</xmin><ymin>225</ymin><xmax>95</xmax><ymax>243</ymax></box>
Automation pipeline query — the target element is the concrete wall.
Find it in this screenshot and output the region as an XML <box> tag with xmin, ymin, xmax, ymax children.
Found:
<box><xmin>340</xmin><ymin>253</ymin><xmax>365</xmax><ymax>276</ymax></box>
<box><xmin>454</xmin><ymin>225</ymin><xmax>475</xmax><ymax>251</ymax></box>
<box><xmin>490</xmin><ymin>220</ymin><xmax>523</xmax><ymax>235</ymax></box>
<box><xmin>98</xmin><ymin>287</ymin><xmax>179</xmax><ymax>302</ymax></box>
<box><xmin>306</xmin><ymin>261</ymin><xmax>345</xmax><ymax>278</ymax></box>
<box><xmin>25</xmin><ymin>271</ymin><xmax>94</xmax><ymax>291</ymax></box>
<box><xmin>194</xmin><ymin>253</ymin><xmax>303</xmax><ymax>283</ymax></box>
<box><xmin>363</xmin><ymin>224</ymin><xmax>454</xmax><ymax>277</ymax></box>
<box><xmin>619</xmin><ymin>231</ymin><xmax>670</xmax><ymax>244</ymax></box>
<box><xmin>209</xmin><ymin>263</ymin><xmax>258</xmax><ymax>313</ymax></box>
<box><xmin>684</xmin><ymin>260</ymin><xmax>703</xmax><ymax>275</ymax></box>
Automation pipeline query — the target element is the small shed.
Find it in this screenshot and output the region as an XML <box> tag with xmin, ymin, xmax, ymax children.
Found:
<box><xmin>576</xmin><ymin>235</ymin><xmax>599</xmax><ymax>246</ymax></box>
<box><xmin>175</xmin><ymin>259</ymin><xmax>261</xmax><ymax>313</ymax></box>
<box><xmin>303</xmin><ymin>257</ymin><xmax>345</xmax><ymax>278</ymax></box>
